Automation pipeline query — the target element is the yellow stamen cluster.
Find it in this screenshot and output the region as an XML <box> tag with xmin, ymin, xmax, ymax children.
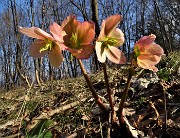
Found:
<box><xmin>69</xmin><ymin>33</ymin><xmax>81</xmax><ymax>50</ymax></box>
<box><xmin>101</xmin><ymin>37</ymin><xmax>118</xmax><ymax>48</ymax></box>
<box><xmin>39</xmin><ymin>39</ymin><xmax>55</xmax><ymax>53</ymax></box>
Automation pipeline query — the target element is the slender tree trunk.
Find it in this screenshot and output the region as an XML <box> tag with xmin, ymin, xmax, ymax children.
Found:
<box><xmin>91</xmin><ymin>0</ymin><xmax>100</xmax><ymax>71</ymax></box>
<box><xmin>154</xmin><ymin>0</ymin><xmax>171</xmax><ymax>55</ymax></box>
<box><xmin>29</xmin><ymin>0</ymin><xmax>41</xmax><ymax>86</ymax></box>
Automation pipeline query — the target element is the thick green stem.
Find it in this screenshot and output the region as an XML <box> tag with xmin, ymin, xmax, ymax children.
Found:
<box><xmin>118</xmin><ymin>68</ymin><xmax>133</xmax><ymax>124</ymax></box>
<box><xmin>78</xmin><ymin>59</ymin><xmax>108</xmax><ymax>113</ymax></box>
<box><xmin>102</xmin><ymin>63</ymin><xmax>115</xmax><ymax>122</ymax></box>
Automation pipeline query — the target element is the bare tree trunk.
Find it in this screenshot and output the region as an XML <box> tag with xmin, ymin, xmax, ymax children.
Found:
<box><xmin>154</xmin><ymin>0</ymin><xmax>171</xmax><ymax>55</ymax></box>
<box><xmin>29</xmin><ymin>0</ymin><xmax>41</xmax><ymax>86</ymax></box>
<box><xmin>91</xmin><ymin>0</ymin><xmax>100</xmax><ymax>71</ymax></box>
<box><xmin>10</xmin><ymin>0</ymin><xmax>31</xmax><ymax>87</ymax></box>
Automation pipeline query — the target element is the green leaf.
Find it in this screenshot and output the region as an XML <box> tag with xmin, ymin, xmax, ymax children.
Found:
<box><xmin>28</xmin><ymin>119</ymin><xmax>54</xmax><ymax>138</ymax></box>
<box><xmin>43</xmin><ymin>131</ymin><xmax>53</xmax><ymax>138</ymax></box>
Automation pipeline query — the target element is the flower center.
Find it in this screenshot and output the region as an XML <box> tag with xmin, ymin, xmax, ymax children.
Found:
<box><xmin>69</xmin><ymin>33</ymin><xmax>81</xmax><ymax>50</ymax></box>
<box><xmin>39</xmin><ymin>39</ymin><xmax>55</xmax><ymax>53</ymax></box>
<box><xmin>102</xmin><ymin>37</ymin><xmax>118</xmax><ymax>48</ymax></box>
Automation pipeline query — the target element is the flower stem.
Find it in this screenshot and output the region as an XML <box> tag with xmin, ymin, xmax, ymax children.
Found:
<box><xmin>102</xmin><ymin>63</ymin><xmax>115</xmax><ymax>122</ymax></box>
<box><xmin>118</xmin><ymin>68</ymin><xmax>133</xmax><ymax>124</ymax></box>
<box><xmin>78</xmin><ymin>59</ymin><xmax>108</xmax><ymax>113</ymax></box>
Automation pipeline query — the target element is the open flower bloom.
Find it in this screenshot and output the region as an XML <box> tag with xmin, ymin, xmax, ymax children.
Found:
<box><xmin>95</xmin><ymin>14</ymin><xmax>126</xmax><ymax>64</ymax></box>
<box><xmin>60</xmin><ymin>15</ymin><xmax>95</xmax><ymax>59</ymax></box>
<box><xmin>133</xmin><ymin>34</ymin><xmax>164</xmax><ymax>72</ymax></box>
<box><xmin>18</xmin><ymin>25</ymin><xmax>65</xmax><ymax>67</ymax></box>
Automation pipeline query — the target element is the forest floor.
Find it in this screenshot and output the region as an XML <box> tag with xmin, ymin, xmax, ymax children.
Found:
<box><xmin>0</xmin><ymin>62</ymin><xmax>180</xmax><ymax>138</ymax></box>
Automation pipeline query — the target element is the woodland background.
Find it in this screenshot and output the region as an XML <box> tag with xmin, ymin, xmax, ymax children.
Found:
<box><xmin>0</xmin><ymin>0</ymin><xmax>179</xmax><ymax>90</ymax></box>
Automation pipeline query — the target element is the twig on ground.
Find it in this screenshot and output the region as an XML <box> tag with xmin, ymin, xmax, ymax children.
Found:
<box><xmin>35</xmin><ymin>97</ymin><xmax>88</xmax><ymax>120</ymax></box>
<box><xmin>149</xmin><ymin>101</ymin><xmax>161</xmax><ymax>126</ymax></box>
<box><xmin>107</xmin><ymin>111</ymin><xmax>111</xmax><ymax>138</ymax></box>
<box><xmin>160</xmin><ymin>81</ymin><xmax>167</xmax><ymax>134</ymax></box>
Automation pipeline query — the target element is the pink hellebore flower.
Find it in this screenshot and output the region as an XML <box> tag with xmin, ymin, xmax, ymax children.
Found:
<box><xmin>133</xmin><ymin>34</ymin><xmax>164</xmax><ymax>72</ymax></box>
<box><xmin>18</xmin><ymin>24</ymin><xmax>65</xmax><ymax>67</ymax></box>
<box><xmin>95</xmin><ymin>14</ymin><xmax>126</xmax><ymax>64</ymax></box>
<box><xmin>60</xmin><ymin>15</ymin><xmax>95</xmax><ymax>59</ymax></box>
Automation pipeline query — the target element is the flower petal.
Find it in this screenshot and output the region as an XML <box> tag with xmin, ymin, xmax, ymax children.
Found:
<box><xmin>149</xmin><ymin>66</ymin><xmax>158</xmax><ymax>72</ymax></box>
<box><xmin>33</xmin><ymin>28</ymin><xmax>54</xmax><ymax>40</ymax></box>
<box><xmin>134</xmin><ymin>34</ymin><xmax>164</xmax><ymax>72</ymax></box>
<box><xmin>105</xmin><ymin>46</ymin><xmax>126</xmax><ymax>64</ymax></box>
<box><xmin>137</xmin><ymin>59</ymin><xmax>158</xmax><ymax>72</ymax></box>
<box><xmin>48</xmin><ymin>44</ymin><xmax>64</xmax><ymax>67</ymax></box>
<box><xmin>29</xmin><ymin>40</ymin><xmax>48</xmax><ymax>58</ymax></box>
<box><xmin>95</xmin><ymin>41</ymin><xmax>106</xmax><ymax>63</ymax></box>
<box><xmin>76</xmin><ymin>21</ymin><xmax>95</xmax><ymax>45</ymax></box>
<box><xmin>104</xmin><ymin>14</ymin><xmax>122</xmax><ymax>36</ymax></box>
<box><xmin>18</xmin><ymin>26</ymin><xmax>45</xmax><ymax>39</ymax></box>
<box><xmin>138</xmin><ymin>54</ymin><xmax>161</xmax><ymax>66</ymax></box>
<box><xmin>50</xmin><ymin>22</ymin><xmax>66</xmax><ymax>43</ymax></box>
<box><xmin>146</xmin><ymin>43</ymin><xmax>164</xmax><ymax>56</ymax></box>
<box><xmin>62</xmin><ymin>15</ymin><xmax>78</xmax><ymax>35</ymax></box>
<box><xmin>135</xmin><ymin>34</ymin><xmax>156</xmax><ymax>50</ymax></box>
<box><xmin>74</xmin><ymin>44</ymin><xmax>94</xmax><ymax>59</ymax></box>
<box><xmin>109</xmin><ymin>28</ymin><xmax>125</xmax><ymax>46</ymax></box>
<box><xmin>98</xmin><ymin>15</ymin><xmax>122</xmax><ymax>41</ymax></box>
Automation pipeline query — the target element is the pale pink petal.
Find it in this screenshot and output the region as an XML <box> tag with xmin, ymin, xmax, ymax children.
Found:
<box><xmin>137</xmin><ymin>59</ymin><xmax>158</xmax><ymax>72</ymax></box>
<box><xmin>48</xmin><ymin>44</ymin><xmax>64</xmax><ymax>67</ymax></box>
<box><xmin>95</xmin><ymin>42</ymin><xmax>106</xmax><ymax>63</ymax></box>
<box><xmin>104</xmin><ymin>14</ymin><xmax>122</xmax><ymax>36</ymax></box>
<box><xmin>29</xmin><ymin>40</ymin><xmax>48</xmax><ymax>58</ymax></box>
<box><xmin>58</xmin><ymin>43</ymin><xmax>68</xmax><ymax>51</ymax></box>
<box><xmin>146</xmin><ymin>43</ymin><xmax>164</xmax><ymax>56</ymax></box>
<box><xmin>76</xmin><ymin>21</ymin><xmax>95</xmax><ymax>45</ymax></box>
<box><xmin>98</xmin><ymin>14</ymin><xmax>122</xmax><ymax>41</ymax></box>
<box><xmin>18</xmin><ymin>26</ymin><xmax>45</xmax><ymax>39</ymax></box>
<box><xmin>149</xmin><ymin>66</ymin><xmax>158</xmax><ymax>72</ymax></box>
<box><xmin>50</xmin><ymin>22</ymin><xmax>66</xmax><ymax>43</ymax></box>
<box><xmin>134</xmin><ymin>34</ymin><xmax>163</xmax><ymax>72</ymax></box>
<box><xmin>135</xmin><ymin>34</ymin><xmax>156</xmax><ymax>50</ymax></box>
<box><xmin>105</xmin><ymin>46</ymin><xmax>126</xmax><ymax>64</ymax></box>
<box><xmin>138</xmin><ymin>54</ymin><xmax>161</xmax><ymax>66</ymax></box>
<box><xmin>109</xmin><ymin>28</ymin><xmax>125</xmax><ymax>46</ymax></box>
<box><xmin>74</xmin><ymin>44</ymin><xmax>94</xmax><ymax>59</ymax></box>
<box><xmin>33</xmin><ymin>28</ymin><xmax>54</xmax><ymax>40</ymax></box>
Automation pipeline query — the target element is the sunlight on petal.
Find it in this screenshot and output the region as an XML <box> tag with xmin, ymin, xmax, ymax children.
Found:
<box><xmin>138</xmin><ymin>54</ymin><xmax>161</xmax><ymax>66</ymax></box>
<box><xmin>50</xmin><ymin>22</ymin><xmax>66</xmax><ymax>43</ymax></box>
<box><xmin>109</xmin><ymin>28</ymin><xmax>125</xmax><ymax>46</ymax></box>
<box><xmin>105</xmin><ymin>46</ymin><xmax>126</xmax><ymax>64</ymax></box>
<box><xmin>18</xmin><ymin>26</ymin><xmax>45</xmax><ymax>40</ymax></box>
<box><xmin>95</xmin><ymin>42</ymin><xmax>106</xmax><ymax>63</ymax></box>
<box><xmin>34</xmin><ymin>28</ymin><xmax>54</xmax><ymax>40</ymax></box>
<box><xmin>104</xmin><ymin>14</ymin><xmax>122</xmax><ymax>36</ymax></box>
<box><xmin>135</xmin><ymin>34</ymin><xmax>156</xmax><ymax>50</ymax></box>
<box><xmin>146</xmin><ymin>43</ymin><xmax>164</xmax><ymax>56</ymax></box>
<box><xmin>133</xmin><ymin>34</ymin><xmax>164</xmax><ymax>72</ymax></box>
